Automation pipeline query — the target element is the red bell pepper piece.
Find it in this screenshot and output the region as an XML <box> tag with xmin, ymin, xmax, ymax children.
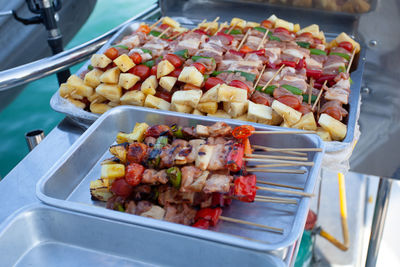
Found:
<box><xmin>211</xmin><ymin>193</ymin><xmax>225</xmax><ymax>208</ymax></box>
<box><xmin>192</xmin><ymin>219</ymin><xmax>210</xmax><ymax>229</ymax></box>
<box><xmin>279</xmin><ymin>60</ymin><xmax>296</xmax><ymax>68</ymax></box>
<box><xmin>217</xmin><ymin>32</ymin><xmax>234</xmax><ymax>44</ymax></box>
<box><xmin>195</xmin><ymin>208</ymin><xmax>222</xmax><ymax>226</ymax></box>
<box><xmin>306</xmin><ymin>69</ymin><xmax>322</xmax><ymax>80</ymax></box>
<box><xmin>226</xmin><ymin>143</ymin><xmax>244</xmax><ymax>172</ymax></box>
<box><xmin>234</xmin><ymin>175</ymin><xmax>257</xmax><ymax>202</ymax></box>
<box><xmin>193</xmin><ymin>29</ymin><xmax>207</xmax><ymax>35</ymax></box>
<box><xmin>316</xmin><ymin>74</ymin><xmax>336</xmax><ymax>84</ymax></box>
<box><xmin>249</xmin><ymin>49</ymin><xmax>266</xmax><ymax>56</ymax></box>
<box><xmin>228</xmin><ymin>49</ymin><xmax>245</xmax><ymax>58</ymax></box>
<box><xmin>296</xmin><ymin>58</ymin><xmax>306</xmax><ymax>70</ymax></box>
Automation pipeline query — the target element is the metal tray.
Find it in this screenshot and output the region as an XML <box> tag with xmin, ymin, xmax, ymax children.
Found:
<box><xmin>50</xmin><ymin>19</ymin><xmax>365</xmax><ymax>147</ymax></box>
<box><xmin>37</xmin><ymin>106</ymin><xmax>324</xmax><ymax>254</ymax></box>
<box><xmin>0</xmin><ymin>204</ymin><xmax>285</xmax><ymax>267</ymax></box>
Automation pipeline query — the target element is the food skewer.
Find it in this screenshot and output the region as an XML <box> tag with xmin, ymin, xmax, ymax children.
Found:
<box><xmin>236</xmin><ymin>30</ymin><xmax>250</xmax><ymax>51</ymax></box>
<box><xmin>254</xmin><ymin>196</ymin><xmax>298</xmax><ymax>204</ymax></box>
<box><xmin>204</xmin><ymin>16</ymin><xmax>220</xmax><ymax>32</ymax></box>
<box><xmin>256</xmin><ymin>186</ymin><xmax>313</xmax><ymax>197</ymax></box>
<box><xmin>245</xmin><ymin>153</ymin><xmax>308</xmax><ymax>161</ymax></box>
<box><xmin>346</xmin><ymin>49</ymin><xmax>356</xmax><ymax>73</ymax></box>
<box><xmin>308</xmin><ymin>78</ymin><xmax>314</xmax><ymax>105</ymax></box>
<box><xmin>215</xmin><ymin>21</ymin><xmax>228</xmax><ymax>34</ymax></box>
<box><xmin>260</xmin><ymin>64</ymin><xmax>285</xmax><ymax>92</ymax></box>
<box><xmin>253</xmin><ymin>65</ymin><xmax>266</xmax><ymax>90</ymax></box>
<box><xmin>256</xmin><ymin>180</ymin><xmax>304</xmax><ymax>190</ymax></box>
<box><xmin>226</xmin><ymin>22</ymin><xmax>238</xmax><ymax>34</ymax></box>
<box><xmin>257</xmin><ymin>29</ymin><xmax>270</xmax><ymax>50</ymax></box>
<box><xmin>149</xmin><ymin>17</ymin><xmax>163</xmax><ymax>30</ymax></box>
<box><xmin>219</xmin><ymin>216</ymin><xmax>283</xmax><ymax>233</ymax></box>
<box><xmin>244</xmin><ymin>158</ymin><xmax>314</xmax><ymax>166</ymax></box>
<box><xmin>312</xmin><ymin>80</ymin><xmax>328</xmax><ymax>111</ymax></box>
<box><xmin>245</xmin><ymin>168</ymin><xmax>307</xmax><ymax>174</ymax></box>
<box><xmin>157</xmin><ymin>27</ymin><xmax>170</xmax><ymax>39</ymax></box>
<box><xmin>252</xmin><ymin>144</ymin><xmax>322</xmax><ymax>153</ymax></box>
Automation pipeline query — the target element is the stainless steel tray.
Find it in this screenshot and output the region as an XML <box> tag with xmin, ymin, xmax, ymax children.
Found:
<box><xmin>37</xmin><ymin>106</ymin><xmax>324</xmax><ymax>254</ymax></box>
<box><xmin>0</xmin><ymin>204</ymin><xmax>285</xmax><ymax>267</ymax></box>
<box><xmin>50</xmin><ymin>20</ymin><xmax>365</xmax><ymax>147</ymax></box>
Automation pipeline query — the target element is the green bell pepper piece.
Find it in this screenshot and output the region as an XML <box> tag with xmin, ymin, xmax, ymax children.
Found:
<box><xmin>310</xmin><ymin>48</ymin><xmax>327</xmax><ymax>56</ymax></box>
<box><xmin>256</xmin><ymin>85</ymin><xmax>276</xmax><ymax>95</ymax></box>
<box><xmin>113</xmin><ymin>44</ymin><xmax>129</xmax><ymax>50</ymax></box>
<box><xmin>236</xmin><ymin>71</ymin><xmax>256</xmax><ymax>82</ymax></box>
<box><xmin>141</xmin><ymin>48</ymin><xmax>152</xmax><ymax>55</ymax></box>
<box><xmin>87</xmin><ymin>65</ymin><xmax>94</xmax><ymax>70</ymax></box>
<box><xmin>302</xmin><ymin>94</ymin><xmax>317</xmax><ymax>103</ymax></box>
<box><xmin>296</xmin><ymin>42</ymin><xmax>310</xmax><ymax>49</ymax></box>
<box><xmin>167</xmin><ymin>167</ymin><xmax>182</xmax><ymax>189</ymax></box>
<box><xmin>192</xmin><ymin>56</ymin><xmax>216</xmax><ymax>65</ymax></box>
<box><xmin>142</xmin><ymin>60</ymin><xmax>155</xmax><ymax>68</ymax></box>
<box><xmin>329</xmin><ymin>52</ymin><xmax>350</xmax><ymax>61</ymax></box>
<box><xmin>254</xmin><ymin>26</ymin><xmax>267</xmax><ymax>33</ymax></box>
<box><xmin>269</xmin><ymin>35</ymin><xmax>281</xmax><ymax>42</ymax></box>
<box><xmin>281</xmin><ymin>84</ymin><xmax>303</xmax><ymax>95</ymax></box>
<box><xmin>171</xmin><ymin>124</ymin><xmax>184</xmax><ymax>139</ymax></box>
<box><xmin>174</xmin><ymin>49</ymin><xmax>189</xmax><ymax>59</ymax></box>
<box><xmin>225</xmin><ymin>29</ymin><xmax>242</xmax><ymax>35</ymax></box>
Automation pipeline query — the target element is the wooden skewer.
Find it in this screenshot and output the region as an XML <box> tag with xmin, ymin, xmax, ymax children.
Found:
<box><xmin>245</xmin><ymin>153</ymin><xmax>308</xmax><ymax>161</ymax></box>
<box><xmin>252</xmin><ymin>145</ymin><xmax>307</xmax><ymax>156</ymax></box>
<box><xmin>253</xmin><ymin>65</ymin><xmax>266</xmax><ymax>90</ymax></box>
<box><xmin>251</xmin><ymin>130</ymin><xmax>316</xmax><ymax>135</ymax></box>
<box><xmin>254</xmin><ymin>197</ymin><xmax>297</xmax><ymax>204</ymax></box>
<box><xmin>215</xmin><ymin>22</ymin><xmax>228</xmax><ymax>34</ymax></box>
<box><xmin>312</xmin><ymin>80</ymin><xmax>327</xmax><ymax>111</ymax></box>
<box><xmin>236</xmin><ymin>30</ymin><xmax>250</xmax><ymax>51</ymax></box>
<box><xmin>308</xmin><ymin>78</ymin><xmax>314</xmax><ymax>105</ymax></box>
<box><xmin>170</xmin><ymin>30</ymin><xmax>186</xmax><ymax>40</ymax></box>
<box><xmin>255</xmin><ymin>195</ymin><xmax>297</xmax><ymax>202</ymax></box>
<box><xmin>149</xmin><ymin>17</ymin><xmax>163</xmax><ymax>30</ymax></box>
<box><xmin>257</xmin><ymin>29</ymin><xmax>270</xmax><ymax>50</ymax></box>
<box><xmin>252</xmin><ymin>145</ymin><xmax>323</xmax><ymax>152</ymax></box>
<box><xmin>189</xmin><ymin>19</ymin><xmax>207</xmax><ymax>33</ymax></box>
<box><xmin>256</xmin><ymin>180</ymin><xmax>304</xmax><ymax>190</ymax></box>
<box><xmin>249</xmin><ymin>163</ymin><xmax>306</xmax><ymax>168</ymax></box>
<box><xmin>91</xmin><ymin>98</ymin><xmax>99</xmax><ymax>105</ymax></box>
<box><xmin>252</xmin><ymin>145</ymin><xmax>322</xmax><ymax>152</ymax></box>
<box><xmin>157</xmin><ymin>27</ymin><xmax>170</xmax><ymax>39</ymax></box>
<box><xmin>257</xmin><ymin>186</ymin><xmax>314</xmax><ymax>197</ymax></box>
<box><xmin>346</xmin><ymin>49</ymin><xmax>356</xmax><ymax>73</ymax></box>
<box><xmin>226</xmin><ymin>22</ymin><xmax>238</xmax><ymax>34</ymax></box>
<box><xmin>260</xmin><ymin>64</ymin><xmax>285</xmax><ymax>92</ymax></box>
<box><xmin>246</xmin><ymin>168</ymin><xmax>307</xmax><ymax>174</ymax></box>
<box><xmin>204</xmin><ymin>16</ymin><xmax>220</xmax><ymax>32</ymax></box>
<box><xmin>245</xmin><ymin>158</ymin><xmax>314</xmax><ymax>166</ymax></box>
<box><xmin>219</xmin><ymin>216</ymin><xmax>283</xmax><ymax>233</ymax></box>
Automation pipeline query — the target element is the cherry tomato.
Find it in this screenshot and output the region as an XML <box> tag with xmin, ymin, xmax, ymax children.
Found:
<box><xmin>274</xmin><ymin>27</ymin><xmax>291</xmax><ymax>35</ymax></box>
<box><xmin>228</xmin><ymin>49</ymin><xmax>245</xmax><ymax>58</ymax></box>
<box><xmin>297</xmin><ymin>104</ymin><xmax>313</xmax><ymax>115</ymax></box>
<box><xmin>104</xmin><ymin>47</ymin><xmax>119</xmax><ymax>60</ymax></box>
<box><xmin>338</xmin><ymin>41</ymin><xmax>353</xmax><ymax>52</ymax></box>
<box><xmin>276</xmin><ymin>95</ymin><xmax>301</xmax><ymax>109</ymax></box>
<box><xmin>155</xmin><ymin>90</ymin><xmax>172</xmax><ymax>102</ymax></box>
<box><xmin>324</xmin><ymin>106</ymin><xmax>342</xmax><ymax>121</ymax></box>
<box><xmin>229</xmin><ymin>80</ymin><xmax>250</xmax><ymax>94</ymax></box>
<box><xmin>165</xmin><ymin>54</ymin><xmax>183</xmax><ymax>68</ymax></box>
<box><xmin>125</xmin><ymin>163</ymin><xmax>144</xmax><ymax>186</ymax></box>
<box><xmin>192</xmin><ymin>62</ymin><xmax>206</xmax><ymax>74</ymax></box>
<box><xmin>129</xmin><ymin>65</ymin><xmax>150</xmax><ymax>80</ymax></box>
<box><xmin>150</xmin><ymin>65</ymin><xmax>157</xmax><ymax>76</ymax></box>
<box><xmin>111</xmin><ymin>178</ymin><xmax>133</xmax><ymax>198</ymax></box>
<box><xmin>204</xmin><ymin>77</ymin><xmax>224</xmax><ymax>90</ymax></box>
<box><xmin>129</xmin><ymin>52</ymin><xmax>142</xmax><ymax>64</ymax></box>
<box><xmin>170</xmin><ymin>68</ymin><xmax>182</xmax><ymax>78</ymax></box>
<box><xmin>261</xmin><ymin>20</ymin><xmax>273</xmax><ymax>29</ymax></box>
<box><xmin>232</xmin><ymin>125</ymin><xmax>255</xmax><ymax>139</ymax></box>
<box><xmin>183</xmin><ymin>83</ymin><xmax>202</xmax><ymax>91</ymax></box>
<box><xmin>299</xmin><ymin>32</ymin><xmax>313</xmax><ymax>38</ymax></box>
<box><xmin>136</xmin><ymin>24</ymin><xmax>150</xmax><ymax>34</ymax></box>
<box><xmin>159</xmin><ymin>23</ymin><xmax>169</xmax><ymax>30</ymax></box>
<box><xmin>239</xmin><ymin>45</ymin><xmax>253</xmax><ymax>53</ymax></box>
<box><xmin>306</xmin><ymin>69</ymin><xmax>322</xmax><ymax>80</ymax></box>
<box><xmin>216</xmin><ymin>32</ymin><xmax>234</xmax><ymax>44</ymax></box>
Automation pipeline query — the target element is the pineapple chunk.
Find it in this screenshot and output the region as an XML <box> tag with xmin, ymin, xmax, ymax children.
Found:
<box><xmin>159</xmin><ymin>76</ymin><xmax>177</xmax><ymax>92</ymax></box>
<box><xmin>280</xmin><ymin>120</ymin><xmax>291</xmax><ymax>128</ymax></box>
<box><xmin>171</xmin><ymin>103</ymin><xmax>193</xmax><ymax>113</ymax></box>
<box><xmin>192</xmin><ymin>109</ymin><xmax>204</xmax><ymax>116</ymax></box>
<box><xmin>141</xmin><ymin>75</ymin><xmax>158</xmax><ymax>95</ymax></box>
<box><xmin>66</xmin><ymin>75</ymin><xmax>93</xmax><ymax>98</ymax></box>
<box><xmin>109</xmin><ymin>143</ymin><xmax>128</xmax><ymax>163</ymax></box>
<box><xmin>292</xmin><ymin>112</ymin><xmax>317</xmax><ymax>131</ymax></box>
<box><xmin>197</xmin><ymin>102</ymin><xmax>218</xmax><ymax>114</ymax></box>
<box><xmin>293</xmin><ymin>23</ymin><xmax>300</xmax><ymax>33</ymax></box>
<box><xmin>246</xmin><ymin>21</ymin><xmax>260</xmax><ymax>28</ymax></box>
<box><xmin>195</xmin><ymin>145</ymin><xmax>214</xmax><ymax>170</ymax></box>
<box><xmin>271</xmin><ymin>100</ymin><xmax>302</xmax><ymax>126</ymax></box>
<box><xmin>90</xmin><ymin>54</ymin><xmax>112</xmax><ymax>68</ymax></box>
<box><xmin>96</xmin><ymin>84</ymin><xmax>122</xmax><ymax>102</ymax></box>
<box><xmin>207</xmin><ymin>110</ymin><xmax>231</xmax><ymax>119</ymax></box>
<box><xmin>217</xmin><ymin>84</ymin><xmax>247</xmax><ymax>103</ymax></box>
<box><xmin>247</xmin><ymin>101</ymin><xmax>272</xmax><ymax>121</ymax></box>
<box><xmin>318</xmin><ymin>114</ymin><xmax>347</xmax><ymax>141</ymax></box>
<box><xmin>88</xmin><ymin>93</ymin><xmax>107</xmax><ymax>103</ymax></box>
<box><xmin>101</xmin><ymin>164</ymin><xmax>125</xmax><ymax>179</ymax></box>
<box><xmin>223</xmin><ymin>101</ymin><xmax>248</xmax><ymax>118</ymax></box>
<box><xmin>201</xmin><ymin>22</ymin><xmax>219</xmax><ymax>34</ymax></box>
<box><xmin>178</xmin><ymin>66</ymin><xmax>204</xmax><ymax>87</ymax></box>
<box><xmin>275</xmin><ymin>18</ymin><xmax>294</xmax><ymax>31</ymax></box>
<box><xmin>234</xmin><ymin>114</ymin><xmax>256</xmax><ymax>122</ymax></box>
<box><xmin>267</xmin><ymin>14</ymin><xmax>278</xmax><ymax>24</ymax></box>
<box><xmin>316</xmin><ymin>127</ymin><xmax>332</xmax><ymax>141</ymax></box>
<box><xmin>172</xmin><ymin>90</ymin><xmax>202</xmax><ymax>108</ymax></box>
<box><xmin>100</xmin><ymin>67</ymin><xmax>120</xmax><ymax>84</ymax></box>
<box><xmin>108</xmin><ymin>101</ymin><xmax>120</xmax><ymax>107</ymax></box>
<box><xmin>119</xmin><ymin>73</ymin><xmax>140</xmax><ymax>90</ymax></box>
<box><xmin>200</xmin><ymin>84</ymin><xmax>220</xmax><ymax>103</ymax></box>
<box><xmin>113</xmin><ymin>54</ymin><xmax>135</xmax><ymax>72</ymax></box>
<box><xmin>90</xmin><ymin>103</ymin><xmax>111</xmax><ymax>114</ymax></box>
<box><xmin>67</xmin><ymin>98</ymin><xmax>85</xmax><ymax>109</ymax></box>
<box><xmin>90</xmin><ymin>179</ymin><xmax>113</xmax><ymax>201</ymax></box>
<box><xmin>157</xmin><ymin>60</ymin><xmax>175</xmax><ymax>79</ymax></box>
<box><xmin>116</xmin><ymin>122</ymin><xmax>149</xmax><ymax>143</ymax></box>
<box><xmin>84</xmin><ymin>69</ymin><xmax>104</xmax><ymax>88</ymax></box>
<box><xmin>230</xmin><ymin>18</ymin><xmax>246</xmax><ymax>29</ymax></box>
<box><xmin>162</xmin><ymin>16</ymin><xmax>180</xmax><ymax>28</ymax></box>
<box><xmin>297</xmin><ymin>24</ymin><xmax>320</xmax><ymax>37</ymax></box>
<box><xmin>59</xmin><ymin>83</ymin><xmax>75</xmax><ymax>98</ymax></box>
<box><xmin>144</xmin><ymin>95</ymin><xmax>171</xmax><ymax>111</ymax></box>
<box><xmin>332</xmin><ymin>32</ymin><xmax>360</xmax><ymax>53</ymax></box>
<box><xmin>120</xmin><ymin>90</ymin><xmax>146</xmax><ymax>106</ymax></box>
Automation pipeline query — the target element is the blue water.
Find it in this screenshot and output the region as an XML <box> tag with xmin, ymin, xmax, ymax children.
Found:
<box><xmin>0</xmin><ymin>0</ymin><xmax>156</xmax><ymax>177</ymax></box>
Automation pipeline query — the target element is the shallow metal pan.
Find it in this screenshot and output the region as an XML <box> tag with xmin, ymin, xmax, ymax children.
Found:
<box><xmin>0</xmin><ymin>204</ymin><xmax>285</xmax><ymax>267</ymax></box>
<box><xmin>37</xmin><ymin>106</ymin><xmax>324</xmax><ymax>254</ymax></box>
<box><xmin>50</xmin><ymin>20</ymin><xmax>365</xmax><ymax>147</ymax></box>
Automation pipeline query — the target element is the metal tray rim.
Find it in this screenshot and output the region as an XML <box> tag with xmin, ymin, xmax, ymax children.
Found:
<box><xmin>37</xmin><ymin>105</ymin><xmax>324</xmax><ymax>252</ymax></box>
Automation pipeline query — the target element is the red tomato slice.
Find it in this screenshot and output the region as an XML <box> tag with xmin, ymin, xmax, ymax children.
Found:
<box><xmin>274</xmin><ymin>27</ymin><xmax>291</xmax><ymax>35</ymax></box>
<box><xmin>104</xmin><ymin>47</ymin><xmax>119</xmax><ymax>60</ymax></box>
<box><xmin>297</xmin><ymin>104</ymin><xmax>313</xmax><ymax>115</ymax></box>
<box><xmin>232</xmin><ymin>125</ymin><xmax>255</xmax><ymax>139</ymax></box>
<box><xmin>192</xmin><ymin>62</ymin><xmax>206</xmax><ymax>74</ymax></box>
<box><xmin>229</xmin><ymin>80</ymin><xmax>250</xmax><ymax>94</ymax></box>
<box><xmin>129</xmin><ymin>65</ymin><xmax>150</xmax><ymax>80</ymax></box>
<box><xmin>170</xmin><ymin>68</ymin><xmax>182</xmax><ymax>78</ymax></box>
<box><xmin>150</xmin><ymin>65</ymin><xmax>157</xmax><ymax>76</ymax></box>
<box><xmin>261</xmin><ymin>20</ymin><xmax>273</xmax><ymax>29</ymax></box>
<box><xmin>183</xmin><ymin>84</ymin><xmax>202</xmax><ymax>91</ymax></box>
<box><xmin>129</xmin><ymin>52</ymin><xmax>142</xmax><ymax>64</ymax></box>
<box><xmin>204</xmin><ymin>77</ymin><xmax>224</xmax><ymax>90</ymax></box>
<box><xmin>155</xmin><ymin>90</ymin><xmax>172</xmax><ymax>102</ymax></box>
<box><xmin>125</xmin><ymin>163</ymin><xmax>145</xmax><ymax>186</ymax></box>
<box><xmin>111</xmin><ymin>178</ymin><xmax>133</xmax><ymax>198</ymax></box>
<box><xmin>338</xmin><ymin>41</ymin><xmax>354</xmax><ymax>52</ymax></box>
<box><xmin>299</xmin><ymin>32</ymin><xmax>313</xmax><ymax>38</ymax></box>
<box><xmin>276</xmin><ymin>95</ymin><xmax>301</xmax><ymax>109</ymax></box>
<box><xmin>165</xmin><ymin>54</ymin><xmax>183</xmax><ymax>68</ymax></box>
<box><xmin>324</xmin><ymin>106</ymin><xmax>342</xmax><ymax>121</ymax></box>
